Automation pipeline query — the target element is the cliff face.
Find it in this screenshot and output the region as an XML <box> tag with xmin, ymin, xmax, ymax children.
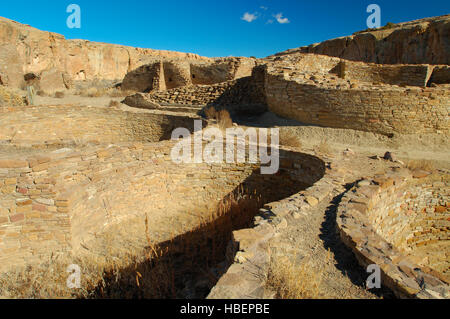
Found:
<box><xmin>273</xmin><ymin>15</ymin><xmax>450</xmax><ymax>65</ymax></box>
<box><xmin>0</xmin><ymin>17</ymin><xmax>210</xmax><ymax>90</ymax></box>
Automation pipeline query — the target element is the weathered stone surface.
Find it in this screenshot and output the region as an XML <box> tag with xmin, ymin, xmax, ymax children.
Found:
<box><xmin>0</xmin><ymin>16</ymin><xmax>209</xmax><ymax>89</ymax></box>
<box><xmin>38</xmin><ymin>68</ymin><xmax>69</xmax><ymax>93</ymax></box>
<box><xmin>305</xmin><ymin>196</ymin><xmax>319</xmax><ymax>207</ymax></box>
<box><xmin>274</xmin><ymin>15</ymin><xmax>450</xmax><ymax>65</ymax></box>
<box><xmin>233</xmin><ymin>228</ymin><xmax>264</xmax><ymax>251</ymax></box>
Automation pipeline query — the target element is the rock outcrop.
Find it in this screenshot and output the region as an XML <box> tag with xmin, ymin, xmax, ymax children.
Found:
<box><xmin>273</xmin><ymin>15</ymin><xmax>450</xmax><ymax>65</ymax></box>
<box><xmin>0</xmin><ymin>16</ymin><xmax>210</xmax><ymax>91</ymax></box>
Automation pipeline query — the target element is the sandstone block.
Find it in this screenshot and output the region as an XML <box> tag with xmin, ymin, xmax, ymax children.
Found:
<box><xmin>305</xmin><ymin>196</ymin><xmax>319</xmax><ymax>207</ymax></box>
<box><xmin>0</xmin><ymin>160</ymin><xmax>28</xmax><ymax>168</ymax></box>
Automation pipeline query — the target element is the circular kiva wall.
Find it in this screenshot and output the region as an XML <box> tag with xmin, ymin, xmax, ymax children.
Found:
<box><xmin>0</xmin><ymin>137</ymin><xmax>325</xmax><ymax>272</ymax></box>
<box><xmin>337</xmin><ymin>168</ymin><xmax>449</xmax><ymax>299</ymax></box>
<box><xmin>0</xmin><ymin>105</ymin><xmax>202</xmax><ymax>147</ymax></box>
<box><xmin>263</xmin><ymin>64</ymin><xmax>450</xmax><ymax>136</ymax></box>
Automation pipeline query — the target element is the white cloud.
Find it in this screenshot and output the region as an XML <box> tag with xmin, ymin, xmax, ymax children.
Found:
<box><xmin>241</xmin><ymin>12</ymin><xmax>258</xmax><ymax>23</ymax></box>
<box><xmin>274</xmin><ymin>13</ymin><xmax>290</xmax><ymax>24</ymax></box>
<box><xmin>266</xmin><ymin>19</ymin><xmax>274</xmax><ymax>24</ymax></box>
<box><xmin>260</xmin><ymin>6</ymin><xmax>268</xmax><ymax>10</ymax></box>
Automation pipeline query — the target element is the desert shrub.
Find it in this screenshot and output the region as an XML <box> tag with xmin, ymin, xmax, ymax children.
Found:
<box><xmin>315</xmin><ymin>140</ymin><xmax>332</xmax><ymax>155</ymax></box>
<box><xmin>54</xmin><ymin>91</ymin><xmax>65</xmax><ymax>99</ymax></box>
<box><xmin>204</xmin><ymin>107</ymin><xmax>233</xmax><ymax>129</ymax></box>
<box><xmin>406</xmin><ymin>159</ymin><xmax>435</xmax><ymax>171</ymax></box>
<box><xmin>383</xmin><ymin>22</ymin><xmax>396</xmax><ymax>29</ymax></box>
<box><xmin>0</xmin><ymin>86</ymin><xmax>25</xmax><ymax>107</ymax></box>
<box><xmin>353</xmin><ymin>22</ymin><xmax>397</xmax><ymax>35</ymax></box>
<box><xmin>204</xmin><ymin>106</ymin><xmax>217</xmax><ymax>120</ymax></box>
<box><xmin>77</xmin><ymin>87</ymin><xmax>102</xmax><ymax>97</ymax></box>
<box><xmin>217</xmin><ymin>110</ymin><xmax>233</xmax><ymax>129</ymax></box>
<box><xmin>266</xmin><ymin>255</ymin><xmax>325</xmax><ymax>299</ymax></box>
<box><xmin>109</xmin><ymin>100</ymin><xmax>120</xmax><ymax>108</ymax></box>
<box><xmin>280</xmin><ymin>131</ymin><xmax>302</xmax><ymax>149</ymax></box>
<box><xmin>85</xmin><ymin>87</ymin><xmax>103</xmax><ymax>97</ymax></box>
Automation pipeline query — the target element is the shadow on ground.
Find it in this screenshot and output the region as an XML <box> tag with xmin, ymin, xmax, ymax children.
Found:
<box><xmin>319</xmin><ymin>182</ymin><xmax>396</xmax><ymax>299</ymax></box>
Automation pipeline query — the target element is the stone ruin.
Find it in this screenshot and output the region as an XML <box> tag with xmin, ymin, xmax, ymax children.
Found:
<box><xmin>123</xmin><ymin>53</ymin><xmax>449</xmax><ymax>137</ymax></box>
<box><xmin>0</xmin><ymin>15</ymin><xmax>449</xmax><ymax>299</ymax></box>
<box><xmin>338</xmin><ymin>170</ymin><xmax>449</xmax><ymax>298</ymax></box>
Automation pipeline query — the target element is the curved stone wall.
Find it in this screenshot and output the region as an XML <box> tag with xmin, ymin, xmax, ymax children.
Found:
<box><xmin>337</xmin><ymin>169</ymin><xmax>449</xmax><ymax>299</ymax></box>
<box><xmin>263</xmin><ymin>64</ymin><xmax>449</xmax><ymax>136</ymax></box>
<box><xmin>0</xmin><ymin>105</ymin><xmax>201</xmax><ymax>147</ymax></box>
<box><xmin>208</xmin><ymin>156</ymin><xmax>344</xmax><ymax>299</ymax></box>
<box><xmin>0</xmin><ymin>134</ymin><xmax>325</xmax><ymax>272</ymax></box>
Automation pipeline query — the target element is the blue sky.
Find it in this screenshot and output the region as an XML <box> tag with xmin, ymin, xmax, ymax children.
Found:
<box><xmin>1</xmin><ymin>0</ymin><xmax>449</xmax><ymax>57</ymax></box>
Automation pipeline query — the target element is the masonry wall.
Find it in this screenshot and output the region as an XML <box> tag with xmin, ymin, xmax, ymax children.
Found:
<box><xmin>121</xmin><ymin>62</ymin><xmax>166</xmax><ymax>92</ymax></box>
<box><xmin>273</xmin><ymin>54</ymin><xmax>438</xmax><ymax>87</ymax></box>
<box><xmin>0</xmin><ymin>155</ymin><xmax>72</xmax><ymax>269</ymax></box>
<box><xmin>0</xmin><ymin>105</ymin><xmax>199</xmax><ymax>147</ymax></box>
<box><xmin>163</xmin><ymin>61</ymin><xmax>191</xmax><ymax>90</ymax></box>
<box><xmin>337</xmin><ymin>169</ymin><xmax>449</xmax><ymax>298</ymax></box>
<box><xmin>264</xmin><ymin>67</ymin><xmax>450</xmax><ymax>135</ymax></box>
<box><xmin>429</xmin><ymin>66</ymin><xmax>450</xmax><ymax>85</ymax></box>
<box><xmin>342</xmin><ymin>62</ymin><xmax>433</xmax><ymax>87</ymax></box>
<box><xmin>368</xmin><ymin>174</ymin><xmax>449</xmax><ymax>278</ymax></box>
<box><xmin>121</xmin><ymin>58</ymin><xmax>256</xmax><ymax>93</ymax></box>
<box><xmin>0</xmin><ymin>131</ymin><xmax>325</xmax><ymax>271</ymax></box>
<box><xmin>65</xmin><ymin>144</ymin><xmax>323</xmax><ymax>254</ymax></box>
<box><xmin>139</xmin><ymin>71</ymin><xmax>268</xmax><ymax>115</ymax></box>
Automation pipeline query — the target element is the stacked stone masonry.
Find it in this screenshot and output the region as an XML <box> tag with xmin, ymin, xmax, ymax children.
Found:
<box><xmin>124</xmin><ymin>53</ymin><xmax>449</xmax><ymax>136</ymax></box>
<box><xmin>0</xmin><ymin>105</ymin><xmax>325</xmax><ymax>271</ymax></box>
<box><xmin>0</xmin><ymin>105</ymin><xmax>201</xmax><ymax>147</ymax></box>
<box><xmin>337</xmin><ymin>169</ymin><xmax>449</xmax><ymax>299</ymax></box>
<box><xmin>124</xmin><ymin>73</ymin><xmax>267</xmax><ymax>115</ymax></box>
<box><xmin>262</xmin><ymin>55</ymin><xmax>449</xmax><ymax>136</ymax></box>
<box><xmin>121</xmin><ymin>58</ymin><xmax>257</xmax><ymax>92</ymax></box>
